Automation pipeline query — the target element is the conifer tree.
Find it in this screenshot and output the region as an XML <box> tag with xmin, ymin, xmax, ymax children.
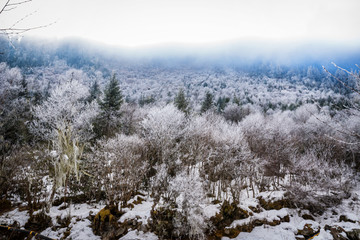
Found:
<box><xmin>100</xmin><ymin>74</ymin><xmax>123</xmax><ymax>113</ymax></box>
<box><xmin>88</xmin><ymin>80</ymin><xmax>101</xmax><ymax>103</ymax></box>
<box><xmin>174</xmin><ymin>88</ymin><xmax>190</xmax><ymax>114</ymax></box>
<box><xmin>95</xmin><ymin>74</ymin><xmax>123</xmax><ymax>138</ymax></box>
<box><xmin>216</xmin><ymin>96</ymin><xmax>230</xmax><ymax>113</ymax></box>
<box><xmin>200</xmin><ymin>91</ymin><xmax>214</xmax><ymax>113</ymax></box>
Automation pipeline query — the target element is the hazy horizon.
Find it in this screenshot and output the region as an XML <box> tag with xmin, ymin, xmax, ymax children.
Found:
<box><xmin>2</xmin><ymin>0</ymin><xmax>360</xmax><ymax>47</ymax></box>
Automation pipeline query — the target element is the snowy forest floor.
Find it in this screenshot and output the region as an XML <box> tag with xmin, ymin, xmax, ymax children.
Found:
<box><xmin>1</xmin><ymin>186</ymin><xmax>360</xmax><ymax>240</ymax></box>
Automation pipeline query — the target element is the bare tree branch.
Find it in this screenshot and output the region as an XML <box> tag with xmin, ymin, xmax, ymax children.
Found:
<box><xmin>6</xmin><ymin>0</ymin><xmax>32</xmax><ymax>7</ymax></box>
<box><xmin>0</xmin><ymin>0</ymin><xmax>11</xmax><ymax>15</ymax></box>
<box><xmin>322</xmin><ymin>65</ymin><xmax>360</xmax><ymax>96</ymax></box>
<box><xmin>0</xmin><ymin>0</ymin><xmax>54</xmax><ymax>38</ymax></box>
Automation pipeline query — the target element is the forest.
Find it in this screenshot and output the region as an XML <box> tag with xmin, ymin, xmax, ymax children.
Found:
<box><xmin>0</xmin><ymin>37</ymin><xmax>360</xmax><ymax>240</ymax></box>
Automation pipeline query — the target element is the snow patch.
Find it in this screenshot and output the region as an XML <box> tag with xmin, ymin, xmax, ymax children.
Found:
<box><xmin>203</xmin><ymin>204</ymin><xmax>220</xmax><ymax>219</ymax></box>
<box><xmin>0</xmin><ymin>208</ymin><xmax>30</xmax><ymax>226</ymax></box>
<box><xmin>119</xmin><ymin>230</ymin><xmax>159</xmax><ymax>240</ymax></box>
<box><xmin>223</xmin><ymin>223</ymin><xmax>296</xmax><ymax>240</ymax></box>
<box><xmin>229</xmin><ymin>208</ymin><xmax>289</xmax><ymax>228</ymax></box>
<box><xmin>67</xmin><ymin>219</ymin><xmax>100</xmax><ymax>240</ymax></box>
<box><xmin>120</xmin><ymin>197</ymin><xmax>153</xmax><ymax>223</ymax></box>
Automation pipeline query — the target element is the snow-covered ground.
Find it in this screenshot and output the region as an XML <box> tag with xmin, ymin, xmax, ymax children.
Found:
<box><xmin>1</xmin><ymin>188</ymin><xmax>359</xmax><ymax>239</ymax></box>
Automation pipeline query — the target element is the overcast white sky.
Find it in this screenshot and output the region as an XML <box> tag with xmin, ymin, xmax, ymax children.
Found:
<box><xmin>1</xmin><ymin>0</ymin><xmax>360</xmax><ymax>47</ymax></box>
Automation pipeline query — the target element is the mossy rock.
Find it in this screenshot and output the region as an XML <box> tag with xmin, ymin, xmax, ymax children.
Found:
<box><xmin>211</xmin><ymin>201</ymin><xmax>249</xmax><ymax>231</ymax></box>
<box><xmin>211</xmin><ymin>213</ymin><xmax>289</xmax><ymax>239</ymax></box>
<box><xmin>96</xmin><ymin>208</ymin><xmax>115</xmax><ymax>222</ymax></box>
<box><xmin>224</xmin><ymin>228</ymin><xmax>242</xmax><ymax>238</ymax></box>
<box><xmin>258</xmin><ymin>197</ymin><xmax>292</xmax><ymax>210</ymax></box>
<box><xmin>149</xmin><ymin>206</ymin><xmax>181</xmax><ymax>239</ymax></box>
<box><xmin>216</xmin><ymin>223</ymin><xmax>254</xmax><ymax>239</ymax></box>
<box><xmin>268</xmin><ymin>219</ymin><xmax>281</xmax><ymax>226</ymax></box>
<box><xmin>236</xmin><ymin>224</ymin><xmax>254</xmax><ymax>233</ymax></box>
<box><xmin>252</xmin><ymin>219</ymin><xmax>265</xmax><ymax>227</ymax></box>
<box><xmin>221</xmin><ymin>201</ymin><xmax>249</xmax><ymax>220</ymax></box>
<box><xmin>209</xmin><ymin>201</ymin><xmax>250</xmax><ymax>239</ymax></box>
<box><xmin>92</xmin><ymin>205</ymin><xmax>124</xmax><ymax>237</ymax></box>
<box><xmin>249</xmin><ymin>205</ymin><xmax>262</xmax><ymax>213</ymax></box>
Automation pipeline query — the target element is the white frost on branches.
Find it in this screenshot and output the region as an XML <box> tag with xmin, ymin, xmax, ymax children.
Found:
<box><xmin>31</xmin><ymin>79</ymin><xmax>98</xmax><ymax>142</ymax></box>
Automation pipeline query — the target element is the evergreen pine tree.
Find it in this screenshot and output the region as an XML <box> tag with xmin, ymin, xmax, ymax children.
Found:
<box><xmin>99</xmin><ymin>74</ymin><xmax>123</xmax><ymax>113</ymax></box>
<box><xmin>216</xmin><ymin>96</ymin><xmax>230</xmax><ymax>113</ymax></box>
<box><xmin>88</xmin><ymin>80</ymin><xmax>101</xmax><ymax>103</ymax></box>
<box><xmin>18</xmin><ymin>75</ymin><xmax>29</xmax><ymax>99</ymax></box>
<box><xmin>233</xmin><ymin>94</ymin><xmax>241</xmax><ymax>106</ymax></box>
<box><xmin>200</xmin><ymin>91</ymin><xmax>214</xmax><ymax>113</ymax></box>
<box><xmin>174</xmin><ymin>88</ymin><xmax>190</xmax><ymax>114</ymax></box>
<box><xmin>95</xmin><ymin>74</ymin><xmax>123</xmax><ymax>138</ymax></box>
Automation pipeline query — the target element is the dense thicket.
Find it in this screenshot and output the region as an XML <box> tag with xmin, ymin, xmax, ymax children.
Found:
<box><xmin>0</xmin><ymin>61</ymin><xmax>359</xmax><ymax>239</ymax></box>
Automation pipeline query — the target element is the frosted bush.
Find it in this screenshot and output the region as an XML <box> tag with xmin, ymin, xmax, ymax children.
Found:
<box><xmin>91</xmin><ymin>134</ymin><xmax>148</xmax><ymax>205</ymax></box>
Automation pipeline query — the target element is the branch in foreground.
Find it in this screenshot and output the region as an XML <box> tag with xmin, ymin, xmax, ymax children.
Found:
<box><xmin>322</xmin><ymin>65</ymin><xmax>360</xmax><ymax>96</ymax></box>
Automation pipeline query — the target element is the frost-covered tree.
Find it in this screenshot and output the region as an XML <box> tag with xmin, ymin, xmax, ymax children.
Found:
<box><xmin>0</xmin><ymin>63</ymin><xmax>32</xmax><ymax>156</ymax></box>
<box><xmin>168</xmin><ymin>170</ymin><xmax>208</xmax><ymax>240</ymax></box>
<box><xmin>90</xmin><ymin>134</ymin><xmax>148</xmax><ymax>205</ymax></box>
<box><xmin>223</xmin><ymin>103</ymin><xmax>250</xmax><ymax>123</ymax></box>
<box><xmin>31</xmin><ymin>80</ymin><xmax>97</xmax><ymax>141</ymax></box>
<box><xmin>120</xmin><ymin>102</ymin><xmax>146</xmax><ymax>135</ymax></box>
<box><xmin>31</xmin><ymin>79</ymin><xmax>98</xmax><ymax>206</ymax></box>
<box><xmin>142</xmin><ymin>104</ymin><xmax>186</xmax><ymax>167</ymax></box>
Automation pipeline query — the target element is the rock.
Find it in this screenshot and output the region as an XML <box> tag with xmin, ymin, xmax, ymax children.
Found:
<box><xmin>223</xmin><ymin>228</ymin><xmax>242</xmax><ymax>238</ymax></box>
<box><xmin>92</xmin><ymin>205</ymin><xmax>127</xmax><ymax>239</ymax></box>
<box><xmin>302</xmin><ymin>214</ymin><xmax>315</xmax><ymax>221</ymax></box>
<box><xmin>327</xmin><ymin>226</ymin><xmax>347</xmax><ymax>240</ymax></box>
<box><xmin>297</xmin><ymin>224</ymin><xmax>320</xmax><ymax>238</ymax></box>
<box><xmin>252</xmin><ymin>219</ymin><xmax>264</xmax><ymax>227</ymax></box>
<box><xmin>346</xmin><ymin>229</ymin><xmax>360</xmax><ymax>240</ymax></box>
<box><xmin>281</xmin><ymin>215</ymin><xmax>290</xmax><ymax>222</ymax></box>
<box><xmin>268</xmin><ymin>220</ymin><xmax>280</xmax><ymax>226</ymax></box>
<box><xmin>211</xmin><ymin>200</ymin><xmax>249</xmax><ymax>234</ymax></box>
<box><xmin>340</xmin><ymin>215</ymin><xmax>356</xmax><ymax>223</ymax></box>
<box><xmin>258</xmin><ymin>197</ymin><xmax>292</xmax><ymax>210</ymax></box>
<box><xmin>249</xmin><ymin>205</ymin><xmax>262</xmax><ymax>213</ymax></box>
